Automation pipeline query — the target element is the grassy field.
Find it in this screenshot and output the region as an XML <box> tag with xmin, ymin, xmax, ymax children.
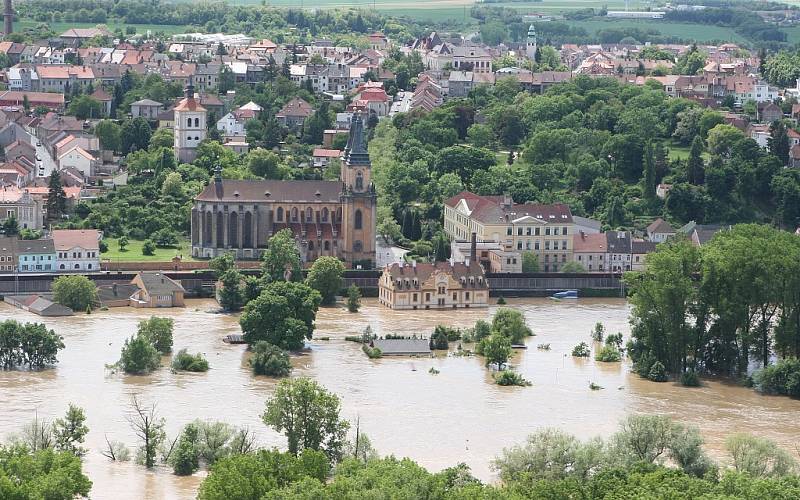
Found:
<box><xmin>15</xmin><ymin>20</ymin><xmax>190</xmax><ymax>36</ymax></box>
<box><xmin>566</xmin><ymin>19</ymin><xmax>747</xmax><ymax>43</ymax></box>
<box><xmin>101</xmin><ymin>238</ymin><xmax>196</xmax><ymax>262</ymax></box>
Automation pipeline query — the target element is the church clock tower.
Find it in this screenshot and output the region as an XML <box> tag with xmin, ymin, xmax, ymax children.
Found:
<box><xmin>340</xmin><ymin>112</ymin><xmax>377</xmax><ymax>267</ymax></box>
<box><xmin>174</xmin><ymin>84</ymin><xmax>207</xmax><ymax>164</ymax></box>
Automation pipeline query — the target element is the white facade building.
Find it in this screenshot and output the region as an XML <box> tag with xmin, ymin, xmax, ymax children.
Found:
<box><xmin>52</xmin><ymin>229</ymin><xmax>101</xmax><ymax>271</ymax></box>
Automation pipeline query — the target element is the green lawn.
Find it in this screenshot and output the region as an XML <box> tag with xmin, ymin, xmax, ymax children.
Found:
<box><xmin>101</xmin><ymin>238</ymin><xmax>196</xmax><ymax>262</ymax></box>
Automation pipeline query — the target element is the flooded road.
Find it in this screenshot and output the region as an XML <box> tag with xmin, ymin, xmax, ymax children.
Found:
<box><xmin>1</xmin><ymin>297</ymin><xmax>799</xmax><ymax>499</ymax></box>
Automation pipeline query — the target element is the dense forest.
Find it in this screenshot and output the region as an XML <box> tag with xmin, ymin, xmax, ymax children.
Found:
<box><xmin>369</xmin><ymin>75</ymin><xmax>800</xmax><ymax>244</ymax></box>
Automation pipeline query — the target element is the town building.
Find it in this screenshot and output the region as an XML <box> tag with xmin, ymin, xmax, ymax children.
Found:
<box><xmin>130</xmin><ymin>271</ymin><xmax>186</xmax><ymax>308</ymax></box>
<box><xmin>312</xmin><ymin>148</ymin><xmax>340</xmax><ymax>168</ymax></box>
<box><xmin>174</xmin><ymin>85</ymin><xmax>207</xmax><ymax>164</ymax></box>
<box><xmin>646</xmin><ymin>218</ymin><xmax>675</xmax><ymax>243</ymax></box>
<box><xmin>130</xmin><ymin>99</ymin><xmax>163</xmax><ymax>119</ymax></box>
<box><xmin>0</xmin><ymin>235</ymin><xmax>15</xmax><ymax>271</ymax></box>
<box><xmin>191</xmin><ymin>113</ymin><xmax>377</xmax><ymax>266</ymax></box>
<box><xmin>16</xmin><ymin>238</ymin><xmax>55</xmax><ymax>272</ymax></box>
<box><xmin>276</xmin><ymin>97</ymin><xmax>314</xmax><ymax>131</ymax></box>
<box><xmin>378</xmin><ymin>260</ymin><xmax>488</xmax><ymax>310</ymax></box>
<box><xmin>573</xmin><ymin>232</ymin><xmax>607</xmax><ymax>272</ymax></box>
<box><xmin>450</xmin><ymin>238</ymin><xmax>521</xmax><ymax>273</ymax></box>
<box><xmin>4</xmin><ymin>295</ymin><xmax>74</xmax><ymax>316</ymax></box>
<box><xmin>443</xmin><ymin>191</ymin><xmax>574</xmax><ymax>272</ymax></box>
<box><xmin>0</xmin><ymin>186</ymin><xmax>42</xmax><ymax>230</ymax></box>
<box><xmin>52</xmin><ymin>229</ymin><xmax>101</xmax><ymax>271</ymax></box>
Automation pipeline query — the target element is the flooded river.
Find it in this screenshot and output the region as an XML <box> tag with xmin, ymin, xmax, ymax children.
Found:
<box><xmin>1</xmin><ymin>298</ymin><xmax>799</xmax><ymax>499</ymax></box>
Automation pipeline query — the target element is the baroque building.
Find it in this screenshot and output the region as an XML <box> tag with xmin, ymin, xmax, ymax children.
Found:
<box><xmin>174</xmin><ymin>84</ymin><xmax>207</xmax><ymax>164</ymax></box>
<box><xmin>190</xmin><ymin>113</ymin><xmax>377</xmax><ymax>266</ymax></box>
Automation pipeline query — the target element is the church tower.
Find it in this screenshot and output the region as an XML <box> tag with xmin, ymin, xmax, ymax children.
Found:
<box><xmin>174</xmin><ymin>84</ymin><xmax>207</xmax><ymax>164</ymax></box>
<box><xmin>526</xmin><ymin>24</ymin><xmax>537</xmax><ymax>61</ymax></box>
<box><xmin>340</xmin><ymin>112</ymin><xmax>377</xmax><ymax>267</ymax></box>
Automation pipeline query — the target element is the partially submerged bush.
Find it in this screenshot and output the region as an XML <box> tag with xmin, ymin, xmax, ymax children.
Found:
<box><xmin>172</xmin><ymin>349</ymin><xmax>209</xmax><ymax>372</ymax></box>
<box><xmin>572</xmin><ymin>342</ymin><xmax>590</xmax><ymax>357</ymax></box>
<box><xmin>250</xmin><ymin>342</ymin><xmax>291</xmax><ymax>377</ymax></box>
<box><xmin>495</xmin><ymin>370</ymin><xmax>531</xmax><ymax>387</ymax></box>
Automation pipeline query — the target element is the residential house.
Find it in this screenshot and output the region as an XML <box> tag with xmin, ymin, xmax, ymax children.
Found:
<box><xmin>680</xmin><ymin>221</ymin><xmax>732</xmax><ymax>247</ymax></box>
<box><xmin>276</xmin><ymin>97</ymin><xmax>314</xmax><ymax>131</ymax></box>
<box><xmin>157</xmin><ymin>108</ymin><xmax>175</xmax><ymax>129</ymax></box>
<box><xmin>791</xmin><ymin>144</ymin><xmax>800</xmax><ymax>167</ymax></box>
<box><xmin>130</xmin><ymin>271</ymin><xmax>186</xmax><ymax>307</ymax></box>
<box><xmin>51</xmin><ymin>229</ymin><xmax>100</xmax><ymax>271</ymax></box>
<box><xmin>448</xmin><ymin>71</ymin><xmax>474</xmax><ymax>98</ymax></box>
<box><xmin>36</xmin><ymin>65</ymin><xmax>95</xmax><ymax>93</ymax></box>
<box><xmin>0</xmin><ymin>42</ymin><xmax>28</xmax><ymax>65</ymax></box>
<box><xmin>756</xmin><ymin>101</ymin><xmax>783</xmax><ymax>124</ymax></box>
<box><xmin>7</xmin><ymin>66</ymin><xmax>39</xmax><ymax>91</ymax></box>
<box><xmin>59</xmin><ymin>27</ymin><xmax>111</xmax><ymax>47</ymax></box>
<box><xmin>91</xmin><ymin>88</ymin><xmax>113</xmax><ymax>117</ymax></box>
<box><xmin>631</xmin><ymin>240</ymin><xmax>657</xmax><ymax>271</ymax></box>
<box><xmin>351</xmin><ymin>84</ymin><xmax>390</xmax><ymax>117</ymax></box>
<box><xmin>0</xmin><ymin>235</ymin><xmax>15</xmax><ymax>271</ymax></box>
<box><xmin>378</xmin><ymin>261</ymin><xmax>489</xmax><ymax>310</ymax></box>
<box><xmin>450</xmin><ymin>239</ymin><xmax>521</xmax><ymax>273</ymax></box>
<box><xmin>312</xmin><ymin>148</ymin><xmax>340</xmax><ymax>168</ymax></box>
<box><xmin>409</xmin><ymin>75</ymin><xmax>443</xmax><ymax>113</ymax></box>
<box><xmin>369</xmin><ymin>338</ymin><xmax>431</xmax><ymax>356</ymax></box>
<box><xmin>0</xmin><ymin>186</ymin><xmax>42</xmax><ymax>229</ymax></box>
<box><xmin>58</xmin><ymin>146</ymin><xmax>97</xmax><ymax>177</ymax></box>
<box><xmin>606</xmin><ymin>231</ymin><xmax>633</xmax><ymax>272</ymax></box>
<box><xmin>646</xmin><ymin>218</ymin><xmax>675</xmax><ymax>243</ymax></box>
<box><xmin>3</xmin><ymin>295</ymin><xmax>73</xmax><ymax>315</ymax></box>
<box><xmin>222</xmin><ymin>139</ymin><xmax>249</xmax><ymax>155</ymax></box>
<box><xmin>97</xmin><ymin>282</ymin><xmax>141</xmax><ymax>308</ymax></box>
<box><xmin>444</xmin><ymin>191</ymin><xmax>574</xmax><ymax>272</ymax></box>
<box><xmin>130</xmin><ymin>99</ymin><xmax>163</xmax><ymax>119</ymax></box>
<box><xmin>747</xmin><ymin>123</ymin><xmax>770</xmax><ymax>149</ymax></box>
<box><xmin>573</xmin><ymin>232</ymin><xmax>606</xmax><ymax>272</ymax></box>
<box><xmin>216</xmin><ymin>112</ymin><xmax>246</xmax><ymax>137</ymax></box>
<box><xmin>16</xmin><ymin>238</ymin><xmax>56</xmax><ymax>272</ymax></box>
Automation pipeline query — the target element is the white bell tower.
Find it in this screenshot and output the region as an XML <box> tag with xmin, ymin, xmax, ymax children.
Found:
<box><xmin>174</xmin><ymin>83</ymin><xmax>207</xmax><ymax>164</ymax></box>
<box><xmin>526</xmin><ymin>24</ymin><xmax>537</xmax><ymax>61</ymax></box>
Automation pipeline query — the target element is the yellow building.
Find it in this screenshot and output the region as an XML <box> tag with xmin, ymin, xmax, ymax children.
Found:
<box><xmin>444</xmin><ymin>191</ymin><xmax>575</xmax><ymax>272</ymax></box>
<box><xmin>378</xmin><ymin>261</ymin><xmax>488</xmax><ymax>310</ymax></box>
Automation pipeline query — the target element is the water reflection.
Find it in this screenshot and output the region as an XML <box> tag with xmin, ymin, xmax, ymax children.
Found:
<box><xmin>1</xmin><ymin>298</ymin><xmax>799</xmax><ymax>499</ymax></box>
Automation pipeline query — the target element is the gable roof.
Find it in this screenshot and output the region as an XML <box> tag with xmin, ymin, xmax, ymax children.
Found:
<box><xmin>136</xmin><ymin>271</ymin><xmax>185</xmax><ymax>295</ymax></box>
<box><xmin>52</xmin><ymin>229</ymin><xmax>100</xmax><ymax>251</ymax></box>
<box><xmin>573</xmin><ymin>232</ymin><xmax>606</xmax><ymax>253</ymax></box>
<box><xmin>646</xmin><ymin>217</ymin><xmax>675</xmax><ymax>234</ymax></box>
<box><xmin>196</xmin><ymin>179</ymin><xmax>341</xmax><ymax>203</ymax></box>
<box><xmin>277</xmin><ymin>97</ymin><xmax>313</xmax><ymax>118</ymax></box>
<box><xmin>372</xmin><ymin>338</ymin><xmax>431</xmax><ymax>356</ymax></box>
<box><xmin>16</xmin><ymin>238</ymin><xmax>55</xmax><ymax>254</ymax></box>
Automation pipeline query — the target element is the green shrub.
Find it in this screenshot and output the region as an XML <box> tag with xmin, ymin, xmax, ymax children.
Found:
<box><xmin>142</xmin><ymin>239</ymin><xmax>156</xmax><ymax>256</ymax></box>
<box><xmin>647</xmin><ymin>361</ymin><xmax>668</xmax><ymax>382</ymax></box>
<box><xmin>595</xmin><ymin>345</ymin><xmax>621</xmax><ymax>362</ymax></box>
<box><xmin>753</xmin><ymin>358</ymin><xmax>800</xmax><ymax>397</ymax></box>
<box><xmin>429</xmin><ymin>327</ymin><xmax>449</xmax><ymax>350</ymax></box>
<box><xmin>680</xmin><ymin>370</ymin><xmax>700</xmax><ymax>387</ymax></box>
<box><xmin>428</xmin><ymin>367</ymin><xmax>440</xmax><ymax>375</ymax></box>
<box><xmin>250</xmin><ymin>341</ymin><xmax>291</xmax><ymax>377</ymax></box>
<box><xmin>572</xmin><ymin>342</ymin><xmax>590</xmax><ymax>357</ymax></box>
<box><xmin>589</xmin><ymin>382</ymin><xmax>604</xmax><ymax>390</ymax></box>
<box><xmin>536</xmin><ymin>343</ymin><xmax>551</xmax><ymax>350</ymax></box>
<box><xmin>171</xmin><ymin>349</ymin><xmax>210</xmax><ymax>372</ymax></box>
<box><xmin>494</xmin><ymin>370</ymin><xmax>531</xmax><ymax>387</ymax></box>
<box><xmin>344</xmin><ymin>336</ymin><xmax>363</xmax><ymax>343</ymax></box>
<box><xmin>605</xmin><ymin>333</ymin><xmax>624</xmax><ymax>350</ymax></box>
<box><xmin>119</xmin><ymin>333</ymin><xmax>160</xmax><ymax>375</ymax></box>
<box><xmin>497</xmin><ymin>296</ymin><xmax>506</xmax><ymax>305</ymax></box>
<box><xmin>362</xmin><ymin>344</ymin><xmax>382</xmax><ymax>359</ymax></box>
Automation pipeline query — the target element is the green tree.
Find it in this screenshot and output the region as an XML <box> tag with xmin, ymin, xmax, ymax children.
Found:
<box><xmin>52</xmin><ymin>275</ymin><xmax>97</xmax><ymax>311</ymax></box>
<box><xmin>0</xmin><ymin>446</ymin><xmax>92</xmax><ymax>499</ymax></box>
<box><xmin>119</xmin><ymin>333</ymin><xmax>161</xmax><ymax>374</ymax></box>
<box><xmin>346</xmin><ymin>284</ymin><xmax>361</xmax><ymax>313</ymax></box>
<box><xmin>137</xmin><ymin>316</ymin><xmax>174</xmax><ymax>354</ymax></box>
<box><xmin>95</xmin><ymin>119</ymin><xmax>121</xmax><ymax>152</ymax></box>
<box><xmin>263</xmin><ymin>378</ymin><xmax>350</xmax><ymax>461</ymax></box>
<box><xmin>250</xmin><ymin>341</ymin><xmax>292</xmax><ymax>377</ymax></box>
<box><xmin>246</xmin><ymin>148</ymin><xmax>287</xmax><ymax>179</ymax></box>
<box><xmin>161</xmin><ymin>172</ymin><xmax>183</xmax><ymax>197</ymax></box>
<box><xmin>0</xmin><ymin>320</ymin><xmax>64</xmax><ymax>369</ymax></box>
<box><xmin>725</xmin><ymin>433</ymin><xmax>797</xmax><ymax>477</ymax></box>
<box><xmin>521</xmin><ymin>252</ymin><xmax>540</xmax><ymax>272</ymax></box>
<box><xmin>492</xmin><ymin>308</ymin><xmax>533</xmax><ymax>344</ymax></box>
<box><xmin>197</xmin><ymin>449</ymin><xmax>328</xmax><ymax>500</ymax></box>
<box><xmin>687</xmin><ymin>136</ymin><xmax>705</xmax><ymax>185</ymax></box>
<box><xmin>66</xmin><ymin>95</ymin><xmax>102</xmax><ymax>119</ymax></box>
<box><xmin>118</xmin><ymin>236</ymin><xmax>129</xmax><ymax>251</ymax></box>
<box><xmin>142</xmin><ymin>239</ymin><xmax>156</xmax><ymax>256</ymax></box>
<box><xmin>170</xmin><ymin>423</ymin><xmax>200</xmax><ymax>476</ymax></box>
<box><xmin>643</xmin><ymin>141</ymin><xmax>657</xmax><ymax>200</ymax></box>
<box><xmin>479</xmin><ymin>332</ymin><xmax>512</xmax><ymax>370</ymax></box>
<box><xmin>46</xmin><ymin>171</ymin><xmax>67</xmax><ymax>222</ymax></box>
<box><xmin>53</xmin><ymin>404</ymin><xmax>89</xmax><ymax>457</ymax></box>
<box><xmin>262</xmin><ymin>229</ymin><xmax>301</xmax><ymax>282</ymax></box>
<box><xmin>239</xmin><ymin>281</ymin><xmax>322</xmax><ymax>350</ymax></box>
<box><xmin>171</xmin><ymin>349</ymin><xmax>209</xmax><ymax>372</ymax></box>
<box><xmin>218</xmin><ymin>269</ymin><xmax>245</xmax><ymax>312</ymax></box>
<box><xmin>306</xmin><ymin>256</ymin><xmax>345</xmax><ymax>305</ymax></box>
<box><xmin>768</xmin><ymin>120</ymin><xmax>791</xmax><ymax>166</ymax></box>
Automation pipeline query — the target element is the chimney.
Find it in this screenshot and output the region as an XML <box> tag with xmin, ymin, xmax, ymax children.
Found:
<box><xmin>502</xmin><ymin>193</ymin><xmax>513</xmax><ymax>209</ymax></box>
<box><xmin>470</xmin><ymin>232</ymin><xmax>477</xmax><ymax>263</ymax></box>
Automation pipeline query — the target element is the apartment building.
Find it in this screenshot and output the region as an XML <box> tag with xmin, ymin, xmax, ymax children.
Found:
<box><xmin>444</xmin><ymin>191</ymin><xmax>574</xmax><ymax>272</ymax></box>
<box><xmin>378</xmin><ymin>261</ymin><xmax>488</xmax><ymax>310</ymax></box>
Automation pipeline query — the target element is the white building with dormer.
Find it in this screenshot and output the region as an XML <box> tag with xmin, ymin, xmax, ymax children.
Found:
<box><xmin>174</xmin><ymin>84</ymin><xmax>207</xmax><ymax>164</ymax></box>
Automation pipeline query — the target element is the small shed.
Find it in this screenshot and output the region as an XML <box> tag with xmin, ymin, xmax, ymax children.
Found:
<box><xmin>372</xmin><ymin>338</ymin><xmax>431</xmax><ymax>356</ymax></box>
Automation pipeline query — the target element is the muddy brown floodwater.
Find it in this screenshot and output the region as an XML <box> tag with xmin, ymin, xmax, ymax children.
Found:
<box><xmin>1</xmin><ymin>297</ymin><xmax>800</xmax><ymax>499</ymax></box>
